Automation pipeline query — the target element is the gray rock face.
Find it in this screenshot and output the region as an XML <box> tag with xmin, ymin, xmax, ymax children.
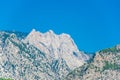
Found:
<box><xmin>0</xmin><ymin>30</ymin><xmax>88</xmax><ymax>80</ymax></box>
<box><xmin>65</xmin><ymin>46</ymin><xmax>120</xmax><ymax>80</ymax></box>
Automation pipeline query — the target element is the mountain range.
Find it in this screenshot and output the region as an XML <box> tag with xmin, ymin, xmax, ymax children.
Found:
<box><xmin>0</xmin><ymin>29</ymin><xmax>120</xmax><ymax>80</ymax></box>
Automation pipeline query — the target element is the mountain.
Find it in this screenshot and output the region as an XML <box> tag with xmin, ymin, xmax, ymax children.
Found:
<box><xmin>0</xmin><ymin>29</ymin><xmax>88</xmax><ymax>80</ymax></box>
<box><xmin>1</xmin><ymin>29</ymin><xmax>120</xmax><ymax>80</ymax></box>
<box><xmin>23</xmin><ymin>29</ymin><xmax>89</xmax><ymax>69</ymax></box>
<box><xmin>65</xmin><ymin>45</ymin><xmax>120</xmax><ymax>80</ymax></box>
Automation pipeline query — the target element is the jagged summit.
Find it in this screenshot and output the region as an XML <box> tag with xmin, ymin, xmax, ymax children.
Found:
<box><xmin>30</xmin><ymin>29</ymin><xmax>70</xmax><ymax>38</ymax></box>
<box><xmin>27</xmin><ymin>29</ymin><xmax>77</xmax><ymax>51</ymax></box>
<box><xmin>24</xmin><ymin>29</ymin><xmax>89</xmax><ymax>69</ymax></box>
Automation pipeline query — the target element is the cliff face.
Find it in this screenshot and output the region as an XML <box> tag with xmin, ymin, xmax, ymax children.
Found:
<box><xmin>65</xmin><ymin>45</ymin><xmax>120</xmax><ymax>80</ymax></box>
<box><xmin>0</xmin><ymin>30</ymin><xmax>88</xmax><ymax>80</ymax></box>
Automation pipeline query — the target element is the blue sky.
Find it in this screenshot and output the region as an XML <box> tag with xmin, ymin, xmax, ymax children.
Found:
<box><xmin>0</xmin><ymin>0</ymin><xmax>120</xmax><ymax>52</ymax></box>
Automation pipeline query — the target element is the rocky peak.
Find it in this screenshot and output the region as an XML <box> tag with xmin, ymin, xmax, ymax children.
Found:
<box><xmin>24</xmin><ymin>29</ymin><xmax>88</xmax><ymax>69</ymax></box>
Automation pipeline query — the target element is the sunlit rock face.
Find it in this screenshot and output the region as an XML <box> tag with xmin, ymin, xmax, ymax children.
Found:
<box><xmin>0</xmin><ymin>30</ymin><xmax>88</xmax><ymax>80</ymax></box>
<box><xmin>24</xmin><ymin>29</ymin><xmax>89</xmax><ymax>69</ymax></box>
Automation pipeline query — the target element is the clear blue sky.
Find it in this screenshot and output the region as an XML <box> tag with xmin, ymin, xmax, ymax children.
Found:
<box><xmin>0</xmin><ymin>0</ymin><xmax>120</xmax><ymax>52</ymax></box>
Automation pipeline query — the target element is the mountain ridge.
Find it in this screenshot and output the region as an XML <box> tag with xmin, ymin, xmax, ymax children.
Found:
<box><xmin>0</xmin><ymin>29</ymin><xmax>89</xmax><ymax>80</ymax></box>
<box><xmin>1</xmin><ymin>29</ymin><xmax>119</xmax><ymax>80</ymax></box>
